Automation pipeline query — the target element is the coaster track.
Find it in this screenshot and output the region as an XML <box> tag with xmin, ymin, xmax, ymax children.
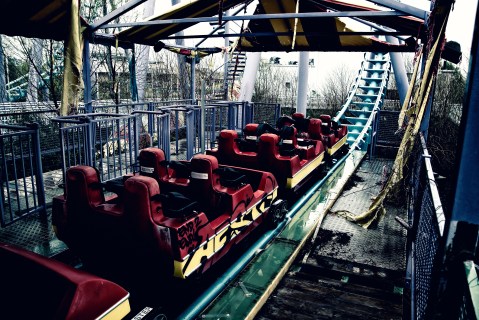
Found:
<box><xmin>178</xmin><ymin>53</ymin><xmax>392</xmax><ymax>319</ymax></box>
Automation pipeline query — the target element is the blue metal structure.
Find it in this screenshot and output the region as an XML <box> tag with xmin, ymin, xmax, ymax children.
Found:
<box><xmin>334</xmin><ymin>52</ymin><xmax>391</xmax><ymax>155</ymax></box>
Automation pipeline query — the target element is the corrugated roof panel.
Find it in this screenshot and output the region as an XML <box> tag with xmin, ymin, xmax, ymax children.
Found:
<box><xmin>116</xmin><ymin>0</ymin><xmax>247</xmax><ymax>46</ymax></box>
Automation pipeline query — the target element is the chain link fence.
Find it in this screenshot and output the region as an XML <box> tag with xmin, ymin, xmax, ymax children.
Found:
<box><xmin>407</xmin><ymin>133</ymin><xmax>447</xmax><ymax>319</ymax></box>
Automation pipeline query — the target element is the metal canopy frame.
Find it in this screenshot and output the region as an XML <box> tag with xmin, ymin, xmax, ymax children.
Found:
<box><xmin>98</xmin><ymin>10</ymin><xmax>406</xmax><ymax>30</ymax></box>
<box><xmin>90</xmin><ymin>0</ymin><xmax>150</xmax><ymax>31</ymax></box>
<box><xmin>82</xmin><ymin>0</ymin><xmax>427</xmax><ymax>110</ymax></box>
<box><xmin>91</xmin><ymin>0</ymin><xmax>425</xmax><ymax>48</ymax></box>
<box><xmin>366</xmin><ymin>0</ymin><xmax>429</xmax><ymax>20</ymax></box>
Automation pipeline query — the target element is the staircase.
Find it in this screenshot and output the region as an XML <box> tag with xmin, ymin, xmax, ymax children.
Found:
<box><xmin>334</xmin><ymin>52</ymin><xmax>391</xmax><ymax>152</ymax></box>
<box><xmin>212</xmin><ymin>50</ymin><xmax>246</xmax><ymax>100</ymax></box>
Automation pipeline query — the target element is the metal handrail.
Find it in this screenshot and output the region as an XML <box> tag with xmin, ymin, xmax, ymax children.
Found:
<box><xmin>419</xmin><ymin>132</ymin><xmax>446</xmax><ymax>236</ymax></box>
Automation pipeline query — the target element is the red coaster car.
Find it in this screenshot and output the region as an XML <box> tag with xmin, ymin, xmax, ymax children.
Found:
<box><xmin>207</xmin><ymin>116</ymin><xmax>328</xmax><ymax>192</ymax></box>
<box><xmin>291</xmin><ymin>113</ymin><xmax>348</xmax><ymax>156</ymax></box>
<box><xmin>0</xmin><ymin>242</ymin><xmax>130</xmax><ymax>320</ymax></box>
<box><xmin>258</xmin><ymin>125</ymin><xmax>325</xmax><ymax>190</ymax></box>
<box><xmin>53</xmin><ymin>153</ymin><xmax>285</xmax><ymax>280</ymax></box>
<box><xmin>125</xmin><ymin>154</ymin><xmax>282</xmax><ymax>278</ymax></box>
<box><xmin>207</xmin><ymin>123</ymin><xmax>277</xmax><ymax>169</ymax></box>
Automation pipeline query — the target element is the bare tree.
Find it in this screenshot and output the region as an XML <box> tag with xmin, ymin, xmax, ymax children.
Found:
<box><xmin>427</xmin><ymin>62</ymin><xmax>465</xmax><ymax>175</ymax></box>
<box><xmin>2</xmin><ymin>36</ymin><xmax>63</xmax><ymax>108</ymax></box>
<box><xmin>253</xmin><ymin>62</ymin><xmax>292</xmax><ymax>105</ymax></box>
<box><xmin>135</xmin><ymin>0</ymin><xmax>155</xmax><ymax>102</ymax></box>
<box><xmin>26</xmin><ymin>39</ymin><xmax>44</xmax><ymax>102</ymax></box>
<box><xmin>319</xmin><ymin>63</ymin><xmax>355</xmax><ymax>114</ymax></box>
<box><xmin>171</xmin><ymin>0</ymin><xmax>190</xmax><ymax>100</ymax></box>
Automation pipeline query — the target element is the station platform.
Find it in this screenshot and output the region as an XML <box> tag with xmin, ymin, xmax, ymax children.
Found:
<box><xmin>0</xmin><ymin>169</ymin><xmax>67</xmax><ymax>259</ymax></box>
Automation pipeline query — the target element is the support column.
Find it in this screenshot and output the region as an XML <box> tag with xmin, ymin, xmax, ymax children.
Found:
<box><xmin>296</xmin><ymin>51</ymin><xmax>309</xmax><ymax>114</ymax></box>
<box><xmin>83</xmin><ymin>37</ymin><xmax>92</xmax><ymax>113</ymax></box>
<box><xmin>238</xmin><ymin>52</ymin><xmax>261</xmax><ymax>102</ymax></box>
<box><xmin>387</xmin><ymin>36</ymin><xmax>409</xmax><ymax>106</ymax></box>
<box><xmin>172</xmin><ymin>0</ymin><xmax>189</xmax><ymax>100</ymax></box>
<box><xmin>191</xmin><ymin>57</ymin><xmax>196</xmax><ymax>102</ymax></box>
<box><xmin>223</xmin><ymin>10</ymin><xmax>230</xmax><ymax>100</ymax></box>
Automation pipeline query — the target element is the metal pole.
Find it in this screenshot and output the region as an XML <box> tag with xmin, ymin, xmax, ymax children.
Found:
<box><xmin>101</xmin><ymin>11</ymin><xmax>406</xmax><ymax>29</ymax></box>
<box><xmin>90</xmin><ymin>0</ymin><xmax>150</xmax><ymax>30</ymax></box>
<box><xmin>223</xmin><ymin>10</ymin><xmax>230</xmax><ymax>100</ymax></box>
<box><xmin>83</xmin><ymin>36</ymin><xmax>92</xmax><ymax>113</ymax></box>
<box><xmin>296</xmin><ymin>51</ymin><xmax>309</xmax><ymax>114</ymax></box>
<box><xmin>30</xmin><ymin>123</ymin><xmax>46</xmax><ymax>218</ymax></box>
<box><xmin>201</xmin><ymin>81</ymin><xmax>206</xmax><ymax>153</ymax></box>
<box><xmin>238</xmin><ymin>52</ymin><xmax>261</xmax><ymax>102</ymax></box>
<box><xmin>387</xmin><ymin>36</ymin><xmax>409</xmax><ymax>106</ymax></box>
<box><xmin>191</xmin><ymin>58</ymin><xmax>196</xmax><ymax>103</ymax></box>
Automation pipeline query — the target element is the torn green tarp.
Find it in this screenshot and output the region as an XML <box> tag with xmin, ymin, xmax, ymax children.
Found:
<box><xmin>398</xmin><ymin>47</ymin><xmax>422</xmax><ymax>129</ymax></box>
<box><xmin>339</xmin><ymin>19</ymin><xmax>447</xmax><ymax>228</ymax></box>
<box><xmin>60</xmin><ymin>0</ymin><xmax>83</xmax><ymax>116</ymax></box>
<box><xmin>153</xmin><ymin>41</ymin><xmax>223</xmax><ymax>57</ymax></box>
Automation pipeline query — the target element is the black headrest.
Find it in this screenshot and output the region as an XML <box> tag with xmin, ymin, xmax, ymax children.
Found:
<box><xmin>276</xmin><ymin>116</ymin><xmax>295</xmax><ymax>129</ymax></box>
<box><xmin>279</xmin><ymin>126</ymin><xmax>295</xmax><ymax>139</ymax></box>
<box><xmin>169</xmin><ymin>161</ymin><xmax>190</xmax><ymax>179</ymax></box>
<box><xmin>257</xmin><ymin>123</ymin><xmax>279</xmax><ymax>135</ymax></box>
<box><xmin>295</xmin><ymin>117</ymin><xmax>310</xmax><ymax>132</ymax></box>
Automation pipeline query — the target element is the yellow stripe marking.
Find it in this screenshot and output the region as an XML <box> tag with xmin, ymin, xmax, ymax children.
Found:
<box><xmin>99</xmin><ymin>297</ymin><xmax>131</xmax><ymax>320</ymax></box>
<box><xmin>328</xmin><ymin>135</ymin><xmax>347</xmax><ymax>155</ymax></box>
<box><xmin>286</xmin><ymin>152</ymin><xmax>324</xmax><ymax>189</ymax></box>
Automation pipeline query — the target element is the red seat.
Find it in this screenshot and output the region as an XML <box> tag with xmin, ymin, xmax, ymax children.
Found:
<box><xmin>58</xmin><ymin>166</ymin><xmax>125</xmax><ymax>267</ymax></box>
<box><xmin>278</xmin><ymin>125</ymin><xmax>319</xmax><ymax>159</ymax></box>
<box><xmin>190</xmin><ymin>155</ymin><xmax>225</xmax><ymax>214</ymax></box>
<box><xmin>123</xmin><ymin>175</ymin><xmax>213</xmax><ymax>263</ymax></box>
<box><xmin>123</xmin><ymin>176</ymin><xmax>169</xmax><ymax>253</ymax></box>
<box><xmin>258</xmin><ymin>133</ymin><xmax>324</xmax><ymax>190</ymax></box>
<box><xmin>138</xmin><ymin>147</ymin><xmax>168</xmax><ymax>181</ymax></box>
<box><xmin>258</xmin><ymin>133</ymin><xmax>300</xmax><ymax>183</ymax></box>
<box><xmin>291</xmin><ymin>112</ymin><xmax>310</xmax><ymax>136</ymax></box>
<box><xmin>278</xmin><ymin>125</ymin><xmax>300</xmax><ymax>156</ymax></box>
<box><xmin>138</xmin><ymin>148</ymin><xmax>190</xmax><ymax>192</ymax></box>
<box><xmin>243</xmin><ymin>123</ymin><xmax>260</xmax><ymax>143</ymax></box>
<box><xmin>276</xmin><ymin>115</ymin><xmax>295</xmax><ymax>129</ymax></box>
<box><xmin>207</xmin><ymin>129</ymin><xmax>259</xmax><ymax>169</ymax></box>
<box><xmin>0</xmin><ymin>242</ymin><xmax>130</xmax><ymax>320</ymax></box>
<box><xmin>319</xmin><ymin>114</ymin><xmax>347</xmax><ymax>148</ymax></box>
<box><xmin>307</xmin><ymin>118</ymin><xmax>322</xmax><ymax>140</ymax></box>
<box><xmin>292</xmin><ymin>112</ymin><xmax>305</xmax><ymax>120</ymax></box>
<box><xmin>190</xmin><ymin>155</ymin><xmax>258</xmax><ymax>222</ymax></box>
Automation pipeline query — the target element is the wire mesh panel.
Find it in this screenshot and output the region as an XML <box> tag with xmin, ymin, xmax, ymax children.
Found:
<box><xmin>377</xmin><ymin>110</ymin><xmax>403</xmax><ymax>147</ymax></box>
<box><xmin>53</xmin><ymin>113</ymin><xmax>139</xmax><ymax>183</ymax></box>
<box><xmin>415</xmin><ymin>183</ymin><xmax>441</xmax><ymax>319</ymax></box>
<box><xmin>407</xmin><ymin>134</ymin><xmax>446</xmax><ymax>320</ymax></box>
<box><xmin>92</xmin><ymin>114</ymin><xmax>138</xmax><ymax>181</ymax></box>
<box><xmin>0</xmin><ymin>123</ymin><xmax>46</xmax><ymax>227</ymax></box>
<box><xmin>251</xmin><ymin>102</ymin><xmax>280</xmax><ymax>125</ymax></box>
<box><xmin>203</xmin><ymin>105</ymin><xmax>230</xmax><ymax>150</ymax></box>
<box><xmin>133</xmin><ymin>110</ymin><xmax>171</xmax><ymax>161</ymax></box>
